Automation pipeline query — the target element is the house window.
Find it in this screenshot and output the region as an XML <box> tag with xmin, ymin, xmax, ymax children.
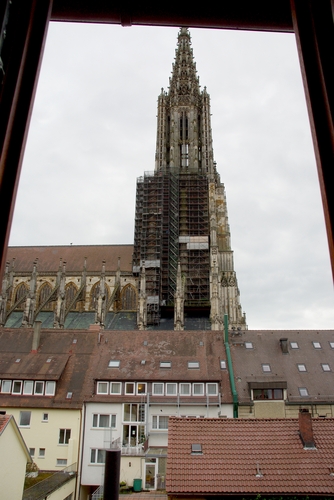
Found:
<box><xmin>125</xmin><ymin>382</ymin><xmax>135</xmax><ymax>395</ymax></box>
<box><xmin>56</xmin><ymin>458</ymin><xmax>67</xmax><ymax>466</ymax></box>
<box><xmin>179</xmin><ymin>383</ymin><xmax>191</xmax><ymax>395</ymax></box>
<box><xmin>188</xmin><ymin>361</ymin><xmax>199</xmax><ymax>369</ymax></box>
<box><xmin>29</xmin><ymin>448</ymin><xmax>35</xmax><ymax>457</ymax></box>
<box><xmin>12</xmin><ymin>380</ymin><xmax>22</xmax><ymax>394</ymax></box>
<box><xmin>59</xmin><ymin>429</ymin><xmax>71</xmax><ymax>444</ymax></box>
<box><xmin>298</xmin><ymin>387</ymin><xmax>309</xmax><ymax>397</ymax></box>
<box><xmin>39</xmin><ymin>448</ymin><xmax>46</xmax><ymax>458</ymax></box>
<box><xmin>90</xmin><ymin>448</ymin><xmax>106</xmax><ymax>464</ymax></box>
<box><xmin>297</xmin><ymin>364</ymin><xmax>307</xmax><ymax>372</ymax></box>
<box><xmin>312</xmin><ymin>341</ymin><xmax>321</xmax><ymax>349</ymax></box>
<box><xmin>34</xmin><ymin>381</ymin><xmax>44</xmax><ymax>395</ymax></box>
<box><xmin>321</xmin><ymin>363</ymin><xmax>331</xmax><ymax>372</ymax></box>
<box><xmin>152</xmin><ymin>383</ymin><xmax>164</xmax><ymax>395</ymax></box>
<box><xmin>245</xmin><ymin>342</ymin><xmax>253</xmax><ymax>349</ymax></box>
<box><xmin>253</xmin><ymin>389</ymin><xmax>284</xmax><ymax>400</ymax></box>
<box><xmin>42</xmin><ymin>413</ymin><xmax>48</xmax><ymax>422</ymax></box>
<box><xmin>193</xmin><ymin>383</ymin><xmax>204</xmax><ymax>395</ymax></box>
<box><xmin>108</xmin><ymin>360</ymin><xmax>120</xmax><ymax>368</ymax></box>
<box><xmin>290</xmin><ymin>341</ymin><xmax>299</xmax><ymax>349</ymax></box>
<box><xmin>19</xmin><ymin>411</ymin><xmax>31</xmax><ymax>426</ymax></box>
<box><xmin>92</xmin><ymin>414</ymin><xmax>116</xmax><ymax>428</ymax></box>
<box><xmin>123</xmin><ymin>403</ymin><xmax>145</xmax><ymax>423</ymax></box>
<box><xmin>23</xmin><ymin>380</ymin><xmax>34</xmax><ymax>395</ymax></box>
<box><xmin>1</xmin><ymin>380</ymin><xmax>11</xmax><ymax>393</ymax></box>
<box><xmin>97</xmin><ymin>381</ymin><xmax>109</xmax><ymax>394</ymax></box>
<box><xmin>45</xmin><ymin>381</ymin><xmax>56</xmax><ymax>396</ymax></box>
<box><xmin>262</xmin><ymin>364</ymin><xmax>271</xmax><ymax>372</ymax></box>
<box><xmin>152</xmin><ymin>415</ymin><xmax>169</xmax><ymax>430</ymax></box>
<box><xmin>110</xmin><ymin>382</ymin><xmax>121</xmax><ymax>394</ymax></box>
<box><xmin>206</xmin><ymin>383</ymin><xmax>218</xmax><ymax>395</ymax></box>
<box><xmin>166</xmin><ymin>383</ymin><xmax>177</xmax><ymax>395</ymax></box>
<box><xmin>160</xmin><ymin>361</ymin><xmax>171</xmax><ymax>368</ymax></box>
<box><xmin>137</xmin><ymin>383</ymin><xmax>147</xmax><ymax>395</ymax></box>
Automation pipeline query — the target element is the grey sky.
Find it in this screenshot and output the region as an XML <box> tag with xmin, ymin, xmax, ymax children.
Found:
<box><xmin>9</xmin><ymin>23</ymin><xmax>333</xmax><ymax>330</ymax></box>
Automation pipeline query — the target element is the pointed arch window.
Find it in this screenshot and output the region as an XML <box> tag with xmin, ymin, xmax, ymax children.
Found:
<box><xmin>37</xmin><ymin>282</ymin><xmax>54</xmax><ymax>310</ymax></box>
<box><xmin>65</xmin><ymin>282</ymin><xmax>78</xmax><ymax>311</ymax></box>
<box><xmin>89</xmin><ymin>281</ymin><xmax>110</xmax><ymax>310</ymax></box>
<box><xmin>121</xmin><ymin>284</ymin><xmax>137</xmax><ymax>311</ymax></box>
<box><xmin>13</xmin><ymin>282</ymin><xmax>29</xmax><ymax>310</ymax></box>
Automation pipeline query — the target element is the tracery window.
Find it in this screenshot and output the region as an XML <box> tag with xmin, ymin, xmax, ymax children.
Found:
<box><xmin>13</xmin><ymin>282</ymin><xmax>28</xmax><ymax>310</ymax></box>
<box><xmin>65</xmin><ymin>282</ymin><xmax>78</xmax><ymax>311</ymax></box>
<box><xmin>120</xmin><ymin>284</ymin><xmax>137</xmax><ymax>310</ymax></box>
<box><xmin>37</xmin><ymin>282</ymin><xmax>54</xmax><ymax>310</ymax></box>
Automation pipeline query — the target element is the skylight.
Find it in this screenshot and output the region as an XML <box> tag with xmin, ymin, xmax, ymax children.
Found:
<box><xmin>298</xmin><ymin>387</ymin><xmax>309</xmax><ymax>397</ymax></box>
<box><xmin>188</xmin><ymin>361</ymin><xmax>200</xmax><ymax>369</ymax></box>
<box><xmin>191</xmin><ymin>443</ymin><xmax>202</xmax><ymax>454</ymax></box>
<box><xmin>245</xmin><ymin>342</ymin><xmax>253</xmax><ymax>349</ymax></box>
<box><xmin>297</xmin><ymin>364</ymin><xmax>307</xmax><ymax>372</ymax></box>
<box><xmin>108</xmin><ymin>360</ymin><xmax>120</xmax><ymax>368</ymax></box>
<box><xmin>312</xmin><ymin>341</ymin><xmax>321</xmax><ymax>349</ymax></box>
<box><xmin>220</xmin><ymin>360</ymin><xmax>227</xmax><ymax>369</ymax></box>
<box><xmin>160</xmin><ymin>361</ymin><xmax>171</xmax><ymax>368</ymax></box>
<box><xmin>290</xmin><ymin>341</ymin><xmax>299</xmax><ymax>349</ymax></box>
<box><xmin>321</xmin><ymin>363</ymin><xmax>331</xmax><ymax>372</ymax></box>
<box><xmin>262</xmin><ymin>364</ymin><xmax>271</xmax><ymax>372</ymax></box>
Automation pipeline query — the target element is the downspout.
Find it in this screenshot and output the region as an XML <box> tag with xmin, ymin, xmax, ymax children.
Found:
<box><xmin>224</xmin><ymin>314</ymin><xmax>238</xmax><ymax>418</ymax></box>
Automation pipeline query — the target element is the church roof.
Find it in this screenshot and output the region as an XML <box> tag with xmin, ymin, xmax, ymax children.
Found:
<box><xmin>6</xmin><ymin>244</ymin><xmax>134</xmax><ymax>273</ymax></box>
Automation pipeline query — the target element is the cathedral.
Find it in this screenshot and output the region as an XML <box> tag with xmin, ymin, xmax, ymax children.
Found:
<box><xmin>1</xmin><ymin>28</ymin><xmax>246</xmax><ymax>332</ymax></box>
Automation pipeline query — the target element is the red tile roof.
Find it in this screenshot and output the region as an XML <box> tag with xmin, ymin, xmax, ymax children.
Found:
<box><xmin>6</xmin><ymin>245</ymin><xmax>134</xmax><ymax>273</ymax></box>
<box><xmin>0</xmin><ymin>414</ymin><xmax>11</xmax><ymax>435</ymax></box>
<box><xmin>166</xmin><ymin>417</ymin><xmax>334</xmax><ymax>496</ymax></box>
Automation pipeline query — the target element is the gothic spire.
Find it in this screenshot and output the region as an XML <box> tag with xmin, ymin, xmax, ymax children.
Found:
<box><xmin>168</xmin><ymin>27</ymin><xmax>200</xmax><ymax>105</ymax></box>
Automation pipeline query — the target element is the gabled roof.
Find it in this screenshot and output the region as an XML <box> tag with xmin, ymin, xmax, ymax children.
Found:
<box><xmin>6</xmin><ymin>244</ymin><xmax>134</xmax><ymax>273</ymax></box>
<box><xmin>229</xmin><ymin>330</ymin><xmax>334</xmax><ymax>403</ymax></box>
<box><xmin>166</xmin><ymin>416</ymin><xmax>334</xmax><ymax>496</ymax></box>
<box><xmin>0</xmin><ymin>328</ymin><xmax>232</xmax><ymax>407</ymax></box>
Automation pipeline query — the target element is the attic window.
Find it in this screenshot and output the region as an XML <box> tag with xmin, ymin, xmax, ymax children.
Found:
<box><xmin>290</xmin><ymin>341</ymin><xmax>299</xmax><ymax>349</ymax></box>
<box><xmin>15</xmin><ymin>358</ymin><xmax>21</xmax><ymax>363</ymax></box>
<box><xmin>329</xmin><ymin>342</ymin><xmax>334</xmax><ymax>349</ymax></box>
<box><xmin>108</xmin><ymin>360</ymin><xmax>120</xmax><ymax>368</ymax></box>
<box><xmin>188</xmin><ymin>361</ymin><xmax>200</xmax><ymax>369</ymax></box>
<box><xmin>321</xmin><ymin>363</ymin><xmax>331</xmax><ymax>372</ymax></box>
<box><xmin>72</xmin><ymin>339</ymin><xmax>77</xmax><ymax>344</ymax></box>
<box><xmin>312</xmin><ymin>341</ymin><xmax>321</xmax><ymax>349</ymax></box>
<box><xmin>46</xmin><ymin>358</ymin><xmax>52</xmax><ymax>363</ymax></box>
<box><xmin>220</xmin><ymin>360</ymin><xmax>227</xmax><ymax>369</ymax></box>
<box><xmin>191</xmin><ymin>443</ymin><xmax>202</xmax><ymax>454</ymax></box>
<box><xmin>262</xmin><ymin>364</ymin><xmax>271</xmax><ymax>372</ymax></box>
<box><xmin>160</xmin><ymin>361</ymin><xmax>171</xmax><ymax>368</ymax></box>
<box><xmin>298</xmin><ymin>387</ymin><xmax>309</xmax><ymax>397</ymax></box>
<box><xmin>66</xmin><ymin>392</ymin><xmax>73</xmax><ymax>399</ymax></box>
<box><xmin>245</xmin><ymin>342</ymin><xmax>253</xmax><ymax>349</ymax></box>
<box><xmin>297</xmin><ymin>364</ymin><xmax>307</xmax><ymax>372</ymax></box>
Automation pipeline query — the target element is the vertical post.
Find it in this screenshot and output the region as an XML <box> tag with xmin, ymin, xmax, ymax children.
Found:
<box><xmin>290</xmin><ymin>0</ymin><xmax>334</xmax><ymax>280</ymax></box>
<box><xmin>103</xmin><ymin>449</ymin><xmax>121</xmax><ymax>500</ymax></box>
<box><xmin>0</xmin><ymin>0</ymin><xmax>53</xmax><ymax>281</ymax></box>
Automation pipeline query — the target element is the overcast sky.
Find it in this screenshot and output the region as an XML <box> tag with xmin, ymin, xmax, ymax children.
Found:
<box><xmin>9</xmin><ymin>23</ymin><xmax>333</xmax><ymax>330</ymax></box>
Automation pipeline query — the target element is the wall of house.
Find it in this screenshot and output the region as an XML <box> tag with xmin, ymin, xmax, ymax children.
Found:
<box><xmin>238</xmin><ymin>403</ymin><xmax>334</xmax><ymax>419</ymax></box>
<box><xmin>0</xmin><ymin>420</ymin><xmax>28</xmax><ymax>500</ymax></box>
<box><xmin>7</xmin><ymin>407</ymin><xmax>81</xmax><ymax>471</ymax></box>
<box><xmin>45</xmin><ymin>477</ymin><xmax>76</xmax><ymax>500</ymax></box>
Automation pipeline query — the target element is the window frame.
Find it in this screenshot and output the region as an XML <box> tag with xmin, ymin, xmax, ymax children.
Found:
<box><xmin>192</xmin><ymin>383</ymin><xmax>204</xmax><ymax>396</ymax></box>
<box><xmin>297</xmin><ymin>363</ymin><xmax>307</xmax><ymax>372</ymax></box>
<box><xmin>59</xmin><ymin>428</ymin><xmax>71</xmax><ymax>445</ymax></box>
<box><xmin>90</xmin><ymin>448</ymin><xmax>106</xmax><ymax>464</ymax></box>
<box><xmin>152</xmin><ymin>382</ymin><xmax>164</xmax><ymax>395</ymax></box>
<box><xmin>165</xmin><ymin>383</ymin><xmax>177</xmax><ymax>395</ymax></box>
<box><xmin>110</xmin><ymin>382</ymin><xmax>121</xmax><ymax>394</ymax></box>
<box><xmin>19</xmin><ymin>411</ymin><xmax>31</xmax><ymax>427</ymax></box>
<box><xmin>23</xmin><ymin>380</ymin><xmax>34</xmax><ymax>395</ymax></box>
<box><xmin>12</xmin><ymin>380</ymin><xmax>22</xmax><ymax>394</ymax></box>
<box><xmin>136</xmin><ymin>382</ymin><xmax>147</xmax><ymax>395</ymax></box>
<box><xmin>45</xmin><ymin>381</ymin><xmax>56</xmax><ymax>396</ymax></box>
<box><xmin>206</xmin><ymin>383</ymin><xmax>218</xmax><ymax>396</ymax></box>
<box><xmin>92</xmin><ymin>413</ymin><xmax>116</xmax><ymax>428</ymax></box>
<box><xmin>34</xmin><ymin>381</ymin><xmax>45</xmax><ymax>395</ymax></box>
<box><xmin>152</xmin><ymin>415</ymin><xmax>169</xmax><ymax>430</ymax></box>
<box><xmin>188</xmin><ymin>361</ymin><xmax>200</xmax><ymax>369</ymax></box>
<box><xmin>1</xmin><ymin>380</ymin><xmax>12</xmax><ymax>393</ymax></box>
<box><xmin>96</xmin><ymin>381</ymin><xmax>109</xmax><ymax>394</ymax></box>
<box><xmin>179</xmin><ymin>383</ymin><xmax>191</xmax><ymax>395</ymax></box>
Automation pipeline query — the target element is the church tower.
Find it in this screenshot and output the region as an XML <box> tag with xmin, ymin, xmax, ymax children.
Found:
<box><xmin>133</xmin><ymin>28</ymin><xmax>247</xmax><ymax>330</ymax></box>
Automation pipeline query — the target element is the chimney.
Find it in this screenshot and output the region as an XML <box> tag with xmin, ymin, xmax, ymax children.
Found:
<box><xmin>31</xmin><ymin>321</ymin><xmax>42</xmax><ymax>352</ymax></box>
<box><xmin>299</xmin><ymin>409</ymin><xmax>316</xmax><ymax>449</ymax></box>
<box><xmin>279</xmin><ymin>338</ymin><xmax>288</xmax><ymax>353</ymax></box>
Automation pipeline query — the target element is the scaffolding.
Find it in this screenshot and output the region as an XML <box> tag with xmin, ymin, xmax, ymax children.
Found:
<box><xmin>133</xmin><ymin>171</ymin><xmax>210</xmax><ymax>324</ymax></box>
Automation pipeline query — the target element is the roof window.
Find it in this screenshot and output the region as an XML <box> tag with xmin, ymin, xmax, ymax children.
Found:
<box><xmin>160</xmin><ymin>361</ymin><xmax>171</xmax><ymax>368</ymax></box>
<box><xmin>108</xmin><ymin>360</ymin><xmax>120</xmax><ymax>368</ymax></box>
<box><xmin>298</xmin><ymin>387</ymin><xmax>309</xmax><ymax>397</ymax></box>
<box><xmin>321</xmin><ymin>363</ymin><xmax>331</xmax><ymax>372</ymax></box>
<box><xmin>312</xmin><ymin>341</ymin><xmax>321</xmax><ymax>349</ymax></box>
<box><xmin>245</xmin><ymin>342</ymin><xmax>253</xmax><ymax>349</ymax></box>
<box><xmin>297</xmin><ymin>364</ymin><xmax>307</xmax><ymax>372</ymax></box>
<box><xmin>262</xmin><ymin>364</ymin><xmax>271</xmax><ymax>372</ymax></box>
<box><xmin>220</xmin><ymin>360</ymin><xmax>227</xmax><ymax>369</ymax></box>
<box><xmin>191</xmin><ymin>443</ymin><xmax>202</xmax><ymax>454</ymax></box>
<box><xmin>290</xmin><ymin>341</ymin><xmax>299</xmax><ymax>349</ymax></box>
<box><xmin>329</xmin><ymin>342</ymin><xmax>334</xmax><ymax>349</ymax></box>
<box><xmin>188</xmin><ymin>361</ymin><xmax>200</xmax><ymax>369</ymax></box>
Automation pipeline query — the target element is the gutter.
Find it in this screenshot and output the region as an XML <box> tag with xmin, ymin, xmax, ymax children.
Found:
<box><xmin>224</xmin><ymin>314</ymin><xmax>238</xmax><ymax>418</ymax></box>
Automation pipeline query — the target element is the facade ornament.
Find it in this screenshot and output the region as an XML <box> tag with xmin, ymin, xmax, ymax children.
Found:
<box><xmin>22</xmin><ymin>260</ymin><xmax>38</xmax><ymax>327</ymax></box>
